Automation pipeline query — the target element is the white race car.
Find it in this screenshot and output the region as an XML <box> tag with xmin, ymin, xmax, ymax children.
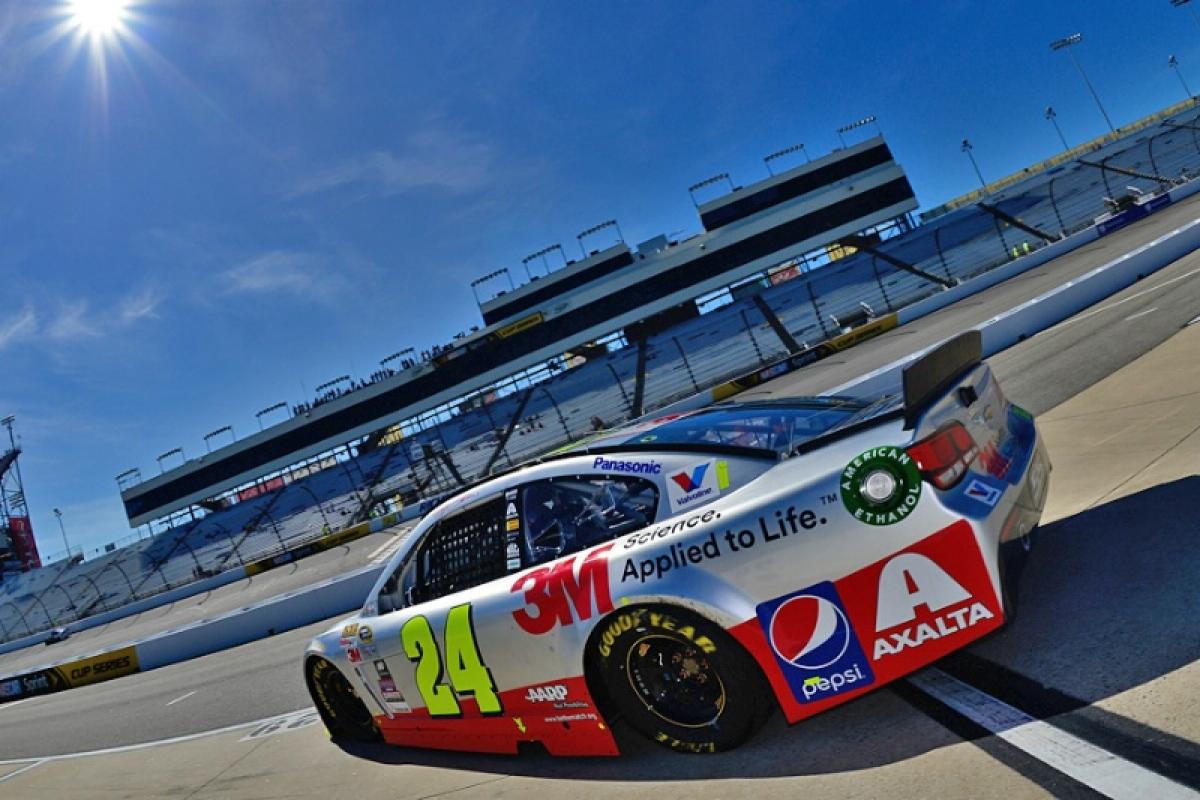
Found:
<box><xmin>304</xmin><ymin>332</ymin><xmax>1049</xmax><ymax>755</ymax></box>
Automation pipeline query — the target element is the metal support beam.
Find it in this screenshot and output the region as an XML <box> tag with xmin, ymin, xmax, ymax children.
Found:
<box><xmin>630</xmin><ymin>338</ymin><xmax>649</xmax><ymax>419</ymax></box>
<box><xmin>836</xmin><ymin>236</ymin><xmax>956</xmax><ymax>289</ymax></box>
<box><xmin>751</xmin><ymin>294</ymin><xmax>803</xmax><ymax>354</ymax></box>
<box><xmin>1077</xmin><ymin>159</ymin><xmax>1170</xmax><ymax>185</ymax></box>
<box><xmin>480</xmin><ymin>386</ymin><xmax>535</xmax><ymax>479</ymax></box>
<box><xmin>976</xmin><ymin>202</ymin><xmax>1059</xmax><ymax>243</ymax></box>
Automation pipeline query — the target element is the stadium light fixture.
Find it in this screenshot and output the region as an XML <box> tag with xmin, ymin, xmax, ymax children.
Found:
<box><xmin>764</xmin><ymin>143</ymin><xmax>810</xmax><ymax>176</ymax></box>
<box><xmin>836</xmin><ymin>115</ymin><xmax>878</xmax><ymax>148</ymax></box>
<box><xmin>255</xmin><ymin>401</ymin><xmax>288</xmax><ymax>430</ymax></box>
<box><xmin>961</xmin><ymin>138</ymin><xmax>989</xmax><ymax>193</ymax></box>
<box><xmin>381</xmin><ymin>347</ymin><xmax>415</xmax><ymax>369</ymax></box>
<box><xmin>314</xmin><ymin>375</ymin><xmax>351</xmax><ymax>395</ymax></box>
<box><xmin>1045</xmin><ymin>106</ymin><xmax>1070</xmax><ymax>151</ymax></box>
<box><xmin>1169</xmin><ymin>55</ymin><xmax>1194</xmax><ymax>99</ymax></box>
<box><xmin>469</xmin><ymin>268</ymin><xmax>513</xmax><ymax>305</ymax></box>
<box><xmin>521</xmin><ymin>244</ymin><xmax>566</xmax><ymax>280</ymax></box>
<box><xmin>576</xmin><ymin>220</ymin><xmax>624</xmax><ymax>258</ymax></box>
<box><xmin>203</xmin><ymin>425</ymin><xmax>235</xmax><ymax>453</ymax></box>
<box><xmin>1050</xmin><ymin>33</ymin><xmax>1115</xmax><ymax>133</ymax></box>
<box><xmin>1171</xmin><ymin>0</ymin><xmax>1200</xmax><ymax>34</ymax></box>
<box><xmin>687</xmin><ymin>174</ymin><xmax>734</xmax><ymax>207</ymax></box>
<box><xmin>52</xmin><ymin>507</ymin><xmax>69</xmax><ymax>556</ymax></box>
<box><xmin>156</xmin><ymin>446</ymin><xmax>185</xmax><ymax>474</ymax></box>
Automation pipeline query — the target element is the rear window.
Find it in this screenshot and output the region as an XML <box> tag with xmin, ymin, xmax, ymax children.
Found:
<box><xmin>622</xmin><ymin>401</ymin><xmax>867</xmax><ymax>455</ymax></box>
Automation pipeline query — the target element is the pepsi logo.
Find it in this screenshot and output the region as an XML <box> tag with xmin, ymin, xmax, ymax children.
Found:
<box><xmin>768</xmin><ymin>594</ymin><xmax>851</xmax><ymax>670</ymax></box>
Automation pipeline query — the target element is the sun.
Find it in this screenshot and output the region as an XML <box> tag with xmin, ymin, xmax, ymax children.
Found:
<box><xmin>68</xmin><ymin>0</ymin><xmax>130</xmax><ymax>39</ymax></box>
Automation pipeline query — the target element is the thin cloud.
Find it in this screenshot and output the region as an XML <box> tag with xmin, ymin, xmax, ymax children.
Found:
<box><xmin>45</xmin><ymin>300</ymin><xmax>102</xmax><ymax>341</ymax></box>
<box><xmin>288</xmin><ymin>125</ymin><xmax>496</xmax><ymax>199</ymax></box>
<box><xmin>118</xmin><ymin>286</ymin><xmax>163</xmax><ymax>324</ymax></box>
<box><xmin>0</xmin><ymin>306</ymin><xmax>36</xmax><ymax>351</ymax></box>
<box><xmin>221</xmin><ymin>250</ymin><xmax>338</xmax><ymax>298</ymax></box>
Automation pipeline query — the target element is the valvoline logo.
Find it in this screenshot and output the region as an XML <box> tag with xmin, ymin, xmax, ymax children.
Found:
<box><xmin>756</xmin><ymin>581</ymin><xmax>875</xmax><ymax>703</ymax></box>
<box><xmin>670</xmin><ymin>464</ymin><xmax>708</xmax><ymax>493</ymax></box>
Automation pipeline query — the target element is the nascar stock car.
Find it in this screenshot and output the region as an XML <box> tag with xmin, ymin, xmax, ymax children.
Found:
<box><xmin>304</xmin><ymin>331</ymin><xmax>1050</xmax><ymax>756</ymax></box>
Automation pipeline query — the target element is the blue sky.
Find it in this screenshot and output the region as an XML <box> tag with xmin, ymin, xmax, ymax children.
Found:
<box><xmin>0</xmin><ymin>0</ymin><xmax>1195</xmax><ymax>560</ymax></box>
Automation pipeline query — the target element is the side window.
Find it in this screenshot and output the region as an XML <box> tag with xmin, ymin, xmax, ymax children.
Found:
<box><xmin>521</xmin><ymin>475</ymin><xmax>658</xmax><ymax>567</ymax></box>
<box><xmin>377</xmin><ymin>495</ymin><xmax>508</xmax><ymax>612</ymax></box>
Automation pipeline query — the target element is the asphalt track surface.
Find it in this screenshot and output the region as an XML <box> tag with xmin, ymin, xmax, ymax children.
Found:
<box><xmin>3</xmin><ymin>197</ymin><xmax>1200</xmax><ymax>797</ymax></box>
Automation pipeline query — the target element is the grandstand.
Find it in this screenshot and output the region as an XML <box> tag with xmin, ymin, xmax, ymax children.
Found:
<box><xmin>2</xmin><ymin>97</ymin><xmax>1199</xmax><ymax>643</ymax></box>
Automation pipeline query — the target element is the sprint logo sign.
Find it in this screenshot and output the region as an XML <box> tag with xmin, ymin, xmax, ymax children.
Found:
<box><xmin>665</xmin><ymin>460</ymin><xmax>729</xmax><ymax>509</ymax></box>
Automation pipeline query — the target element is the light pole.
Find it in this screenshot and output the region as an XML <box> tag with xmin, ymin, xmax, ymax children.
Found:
<box><xmin>52</xmin><ymin>508</ymin><xmax>69</xmax><ymax>558</ymax></box>
<box><xmin>1171</xmin><ymin>0</ymin><xmax>1200</xmax><ymax>33</ymax></box>
<box><xmin>961</xmin><ymin>139</ymin><xmax>988</xmax><ymax>193</ymax></box>
<box><xmin>1045</xmin><ymin>106</ymin><xmax>1070</xmax><ymax>150</ymax></box>
<box><xmin>1170</xmin><ymin>54</ymin><xmax>1193</xmax><ymax>99</ymax></box>
<box><xmin>1050</xmin><ymin>34</ymin><xmax>1115</xmax><ymax>133</ymax></box>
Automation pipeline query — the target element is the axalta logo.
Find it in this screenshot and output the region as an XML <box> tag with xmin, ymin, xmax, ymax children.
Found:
<box><xmin>665</xmin><ymin>460</ymin><xmax>729</xmax><ymax>509</ymax></box>
<box><xmin>757</xmin><ymin>582</ymin><xmax>875</xmax><ymax>704</ymax></box>
<box><xmin>592</xmin><ymin>456</ymin><xmax>662</xmax><ymax>475</ymax></box>
<box><xmin>511</xmin><ymin>543</ymin><xmax>615</xmax><ymax>634</ymax></box>
<box><xmin>871</xmin><ymin>552</ymin><xmax>994</xmax><ymax>660</ymax></box>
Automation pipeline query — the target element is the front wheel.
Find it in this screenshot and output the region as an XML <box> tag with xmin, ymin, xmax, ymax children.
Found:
<box><xmin>306</xmin><ymin>657</ymin><xmax>380</xmax><ymax>742</ymax></box>
<box><xmin>589</xmin><ymin>606</ymin><xmax>772</xmax><ymax>753</ymax></box>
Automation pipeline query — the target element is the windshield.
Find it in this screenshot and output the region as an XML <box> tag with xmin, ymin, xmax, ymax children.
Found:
<box><xmin>619</xmin><ymin>399</ymin><xmax>870</xmax><ymax>455</ymax></box>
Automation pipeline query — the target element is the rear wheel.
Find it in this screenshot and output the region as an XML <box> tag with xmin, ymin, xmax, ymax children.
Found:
<box><xmin>589</xmin><ymin>606</ymin><xmax>772</xmax><ymax>753</ymax></box>
<box><xmin>306</xmin><ymin>657</ymin><xmax>380</xmax><ymax>742</ymax></box>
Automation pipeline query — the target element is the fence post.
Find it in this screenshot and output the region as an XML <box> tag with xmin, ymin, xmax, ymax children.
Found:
<box><xmin>1047</xmin><ymin>174</ymin><xmax>1067</xmax><ymax>236</ymax></box>
<box><xmin>807</xmin><ymin>282</ymin><xmax>830</xmax><ymax>337</ymax></box>
<box><xmin>671</xmin><ymin>336</ymin><xmax>701</xmax><ymax>393</ymax></box>
<box><xmin>540</xmin><ymin>386</ymin><xmax>574</xmax><ymax>442</ymax></box>
<box><xmin>869</xmin><ymin>255</ymin><xmax>894</xmax><ymax>311</ymax></box>
<box><xmin>933</xmin><ymin>227</ymin><xmax>953</xmax><ymax>280</ymax></box>
<box><xmin>604</xmin><ymin>362</ymin><xmax>633</xmax><ymax>414</ymax></box>
<box><xmin>1147</xmin><ymin>133</ymin><xmax>1161</xmax><ymax>176</ymax></box>
<box><xmin>739</xmin><ymin>309</ymin><xmax>767</xmax><ymax>366</ymax></box>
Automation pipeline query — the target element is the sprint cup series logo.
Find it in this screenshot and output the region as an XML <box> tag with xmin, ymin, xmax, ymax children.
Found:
<box><xmin>756</xmin><ymin>582</ymin><xmax>875</xmax><ymax>703</ymax></box>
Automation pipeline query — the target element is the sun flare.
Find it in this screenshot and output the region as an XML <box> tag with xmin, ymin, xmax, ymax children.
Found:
<box><xmin>68</xmin><ymin>0</ymin><xmax>130</xmax><ymax>38</ymax></box>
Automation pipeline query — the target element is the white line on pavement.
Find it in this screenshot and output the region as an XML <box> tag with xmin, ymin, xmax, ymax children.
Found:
<box><xmin>0</xmin><ymin>759</ymin><xmax>47</xmax><ymax>784</ymax></box>
<box><xmin>165</xmin><ymin>690</ymin><xmax>196</xmax><ymax>707</ymax></box>
<box><xmin>1123</xmin><ymin>307</ymin><xmax>1158</xmax><ymax>323</ymax></box>
<box><xmin>908</xmin><ymin>668</ymin><xmax>1200</xmax><ymax>800</ymax></box>
<box><xmin>0</xmin><ymin>707</ymin><xmax>313</xmax><ymax>765</ymax></box>
<box><xmin>1048</xmin><ymin>265</ymin><xmax>1200</xmax><ymax>330</ymax></box>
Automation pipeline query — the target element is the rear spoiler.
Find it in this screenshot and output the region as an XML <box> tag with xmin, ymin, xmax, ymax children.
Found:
<box><xmin>902</xmin><ymin>331</ymin><xmax>982</xmax><ymax>428</ymax></box>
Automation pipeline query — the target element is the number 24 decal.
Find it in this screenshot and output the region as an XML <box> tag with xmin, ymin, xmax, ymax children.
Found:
<box><xmin>400</xmin><ymin>604</ymin><xmax>502</xmax><ymax>717</ymax></box>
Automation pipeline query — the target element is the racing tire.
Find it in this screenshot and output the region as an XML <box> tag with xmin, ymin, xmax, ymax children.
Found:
<box><xmin>306</xmin><ymin>657</ymin><xmax>381</xmax><ymax>742</ymax></box>
<box><xmin>589</xmin><ymin>605</ymin><xmax>772</xmax><ymax>754</ymax></box>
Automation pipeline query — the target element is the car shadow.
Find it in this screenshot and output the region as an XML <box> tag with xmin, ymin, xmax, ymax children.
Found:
<box><xmin>335</xmin><ymin>476</ymin><xmax>1200</xmax><ymax>780</ymax></box>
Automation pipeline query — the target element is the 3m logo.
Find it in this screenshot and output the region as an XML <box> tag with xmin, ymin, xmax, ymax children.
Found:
<box><xmin>511</xmin><ymin>544</ymin><xmax>615</xmax><ymax>634</ymax></box>
<box><xmin>670</xmin><ymin>464</ymin><xmax>709</xmax><ymax>493</ymax></box>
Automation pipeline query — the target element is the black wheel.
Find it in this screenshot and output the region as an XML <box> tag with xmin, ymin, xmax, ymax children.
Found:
<box><xmin>589</xmin><ymin>605</ymin><xmax>772</xmax><ymax>753</ymax></box>
<box><xmin>999</xmin><ymin>527</ymin><xmax>1036</xmax><ymax>621</ymax></box>
<box><xmin>306</xmin><ymin>657</ymin><xmax>380</xmax><ymax>742</ymax></box>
